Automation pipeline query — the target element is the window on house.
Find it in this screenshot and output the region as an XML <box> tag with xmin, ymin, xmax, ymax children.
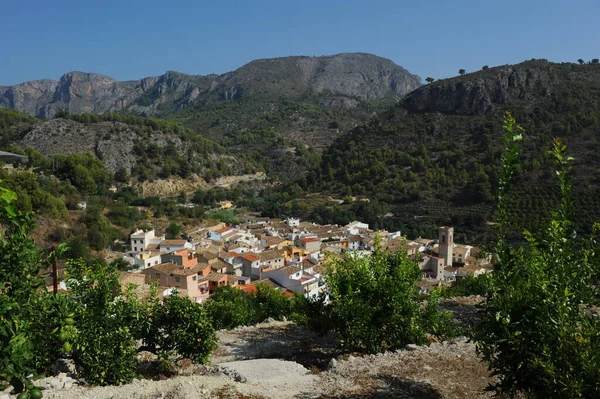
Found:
<box><xmin>147</xmin><ymin>262</ymin><xmax>151</xmax><ymax>267</ymax></box>
<box><xmin>193</xmin><ymin>276</ymin><xmax>197</xmax><ymax>281</ymax></box>
<box><xmin>155</xmin><ymin>260</ymin><xmax>158</xmax><ymax>265</ymax></box>
<box><xmin>155</xmin><ymin>273</ymin><xmax>160</xmax><ymax>278</ymax></box>
<box><xmin>175</xmin><ymin>277</ymin><xmax>180</xmax><ymax>282</ymax></box>
<box><xmin>442</xmin><ymin>235</ymin><xmax>445</xmax><ymax>243</ymax></box>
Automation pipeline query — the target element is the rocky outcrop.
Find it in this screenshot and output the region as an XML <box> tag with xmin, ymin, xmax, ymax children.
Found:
<box><xmin>403</xmin><ymin>59</ymin><xmax>557</xmax><ymax>115</ymax></box>
<box><xmin>1</xmin><ymin>53</ymin><xmax>421</xmax><ymax>118</ymax></box>
<box><xmin>18</xmin><ymin>119</ymin><xmax>182</xmax><ymax>173</ymax></box>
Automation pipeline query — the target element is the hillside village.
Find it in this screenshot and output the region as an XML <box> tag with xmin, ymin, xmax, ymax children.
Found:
<box><xmin>112</xmin><ymin>213</ymin><xmax>493</xmax><ymax>303</ymax></box>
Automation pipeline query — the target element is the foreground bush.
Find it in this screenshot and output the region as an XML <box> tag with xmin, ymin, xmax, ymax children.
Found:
<box><xmin>440</xmin><ymin>274</ymin><xmax>492</xmax><ymax>298</ymax></box>
<box><xmin>66</xmin><ymin>259</ymin><xmax>217</xmax><ymax>385</ymax></box>
<box><xmin>0</xmin><ymin>184</ymin><xmax>67</xmax><ymax>396</ymax></box>
<box><xmin>204</xmin><ymin>284</ymin><xmax>297</xmax><ymax>330</ymax></box>
<box><xmin>323</xmin><ymin>247</ymin><xmax>455</xmax><ymax>353</ymax></box>
<box><xmin>474</xmin><ymin>115</ymin><xmax>600</xmax><ymax>398</ymax></box>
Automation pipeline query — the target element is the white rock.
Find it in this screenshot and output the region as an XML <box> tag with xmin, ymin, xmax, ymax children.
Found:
<box><xmin>50</xmin><ymin>377</ymin><xmax>63</xmax><ymax>389</ymax></box>
<box><xmin>0</xmin><ymin>394</ymin><xmax>11</xmax><ymax>399</ymax></box>
<box><xmin>64</xmin><ymin>381</ymin><xmax>74</xmax><ymax>389</ymax></box>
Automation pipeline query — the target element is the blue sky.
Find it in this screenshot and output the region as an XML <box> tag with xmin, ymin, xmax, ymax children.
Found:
<box><xmin>1</xmin><ymin>0</ymin><xmax>598</xmax><ymax>85</ymax></box>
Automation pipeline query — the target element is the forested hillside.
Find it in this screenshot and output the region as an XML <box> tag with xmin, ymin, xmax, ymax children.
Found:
<box><xmin>307</xmin><ymin>60</ymin><xmax>600</xmax><ymax>241</ymax></box>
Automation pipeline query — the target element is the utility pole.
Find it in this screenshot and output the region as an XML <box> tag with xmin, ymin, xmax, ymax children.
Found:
<box><xmin>51</xmin><ymin>245</ymin><xmax>58</xmax><ymax>295</ymax></box>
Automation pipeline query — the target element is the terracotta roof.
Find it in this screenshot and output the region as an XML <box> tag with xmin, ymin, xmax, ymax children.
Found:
<box><xmin>242</xmin><ymin>253</ymin><xmax>260</xmax><ymax>262</ymax></box>
<box><xmin>453</xmin><ymin>247</ymin><xmax>469</xmax><ymax>255</ymax></box>
<box><xmin>265</xmin><ymin>236</ymin><xmax>284</xmax><ymax>245</ymax></box>
<box><xmin>300</xmin><ymin>237</ymin><xmax>319</xmax><ymax>243</ymax></box>
<box><xmin>238</xmin><ymin>284</ymin><xmax>257</xmax><ymax>294</ymax></box>
<box><xmin>215</xmin><ymin>227</ymin><xmax>233</xmax><ymax>234</ymax></box>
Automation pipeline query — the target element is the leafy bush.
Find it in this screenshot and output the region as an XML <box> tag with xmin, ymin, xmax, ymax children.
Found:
<box><xmin>204</xmin><ymin>286</ymin><xmax>257</xmax><ymax>330</ymax></box>
<box><xmin>65</xmin><ymin>258</ymin><xmax>218</xmax><ymax>385</ymax></box>
<box><xmin>253</xmin><ymin>283</ymin><xmax>292</xmax><ymax>321</ymax></box>
<box><xmin>323</xmin><ymin>244</ymin><xmax>455</xmax><ymax>353</ymax></box>
<box><xmin>0</xmin><ymin>184</ymin><xmax>67</xmax><ymax>396</ymax></box>
<box><xmin>474</xmin><ymin>114</ymin><xmax>600</xmax><ymax>397</ymax></box>
<box><xmin>66</xmin><ymin>259</ymin><xmax>137</xmax><ymax>385</ymax></box>
<box><xmin>204</xmin><ymin>284</ymin><xmax>296</xmax><ymax>330</ymax></box>
<box><xmin>146</xmin><ymin>294</ymin><xmax>217</xmax><ymax>364</ymax></box>
<box><xmin>440</xmin><ymin>274</ymin><xmax>492</xmax><ymax>298</ymax></box>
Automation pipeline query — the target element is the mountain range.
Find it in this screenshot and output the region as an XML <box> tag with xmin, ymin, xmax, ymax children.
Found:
<box><xmin>0</xmin><ymin>53</ymin><xmax>421</xmax><ymax>119</ymax></box>
<box><xmin>3</xmin><ymin>54</ymin><xmax>600</xmax><ymax>241</ymax></box>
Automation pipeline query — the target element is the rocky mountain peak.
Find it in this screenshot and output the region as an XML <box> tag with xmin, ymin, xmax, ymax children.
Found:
<box><xmin>402</xmin><ymin>59</ymin><xmax>557</xmax><ymax>115</ymax></box>
<box><xmin>0</xmin><ymin>53</ymin><xmax>421</xmax><ymax>118</ymax></box>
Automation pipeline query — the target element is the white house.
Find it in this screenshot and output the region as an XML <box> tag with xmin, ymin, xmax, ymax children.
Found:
<box><xmin>345</xmin><ymin>221</ymin><xmax>369</xmax><ymax>236</ymax></box>
<box><xmin>285</xmin><ymin>217</ymin><xmax>300</xmax><ymax>228</ymax></box>
<box><xmin>262</xmin><ymin>265</ymin><xmax>320</xmax><ymax>298</ymax></box>
<box><xmin>132</xmin><ymin>251</ymin><xmax>162</xmax><ymax>269</ymax></box>
<box><xmin>130</xmin><ymin>229</ymin><xmax>165</xmax><ymax>253</ymax></box>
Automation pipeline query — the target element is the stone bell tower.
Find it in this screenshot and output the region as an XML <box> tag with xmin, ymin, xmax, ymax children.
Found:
<box><xmin>438</xmin><ymin>226</ymin><xmax>454</xmax><ymax>266</ymax></box>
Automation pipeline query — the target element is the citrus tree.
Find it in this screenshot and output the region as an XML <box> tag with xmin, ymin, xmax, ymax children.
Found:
<box><xmin>324</xmin><ymin>244</ymin><xmax>455</xmax><ymax>353</ymax></box>
<box><xmin>474</xmin><ymin>114</ymin><xmax>600</xmax><ymax>397</ymax></box>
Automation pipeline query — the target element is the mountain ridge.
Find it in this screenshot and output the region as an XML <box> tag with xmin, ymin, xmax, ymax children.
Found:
<box><xmin>0</xmin><ymin>53</ymin><xmax>422</xmax><ymax>119</ymax></box>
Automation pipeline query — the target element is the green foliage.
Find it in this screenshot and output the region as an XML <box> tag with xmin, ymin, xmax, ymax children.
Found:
<box><xmin>204</xmin><ymin>286</ymin><xmax>257</xmax><ymax>330</ymax></box>
<box><xmin>474</xmin><ymin>117</ymin><xmax>600</xmax><ymax>398</ymax></box>
<box><xmin>66</xmin><ymin>258</ymin><xmax>218</xmax><ymax>385</ymax></box>
<box><xmin>165</xmin><ymin>223</ymin><xmax>182</xmax><ymax>240</ymax></box>
<box><xmin>206</xmin><ymin>209</ymin><xmax>240</xmax><ymax>225</ymax></box>
<box><xmin>65</xmin><ymin>259</ymin><xmax>137</xmax><ymax>386</ymax></box>
<box><xmin>0</xmin><ymin>183</ymin><xmax>69</xmax><ymax>396</ymax></box>
<box><xmin>304</xmin><ymin>61</ymin><xmax>600</xmax><ymax>242</ymax></box>
<box><xmin>146</xmin><ymin>294</ymin><xmax>217</xmax><ymax>364</ymax></box>
<box><xmin>204</xmin><ymin>284</ymin><xmax>296</xmax><ymax>330</ymax></box>
<box><xmin>253</xmin><ymin>283</ymin><xmax>292</xmax><ymax>321</ymax></box>
<box><xmin>0</xmin><ymin>108</ymin><xmax>39</xmax><ymax>147</ymax></box>
<box><xmin>440</xmin><ymin>274</ymin><xmax>492</xmax><ymax>298</ymax></box>
<box><xmin>52</xmin><ymin>152</ymin><xmax>112</xmax><ymax>195</ymax></box>
<box><xmin>0</xmin><ymin>170</ymin><xmax>67</xmax><ymax>218</ymax></box>
<box><xmin>322</xmin><ymin>244</ymin><xmax>455</xmax><ymax>353</ymax></box>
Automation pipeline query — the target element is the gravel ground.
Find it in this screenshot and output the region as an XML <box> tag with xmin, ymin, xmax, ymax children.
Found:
<box><xmin>36</xmin><ymin>299</ymin><xmax>497</xmax><ymax>399</ymax></box>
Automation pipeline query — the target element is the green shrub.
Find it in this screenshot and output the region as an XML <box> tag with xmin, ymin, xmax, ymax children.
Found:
<box><xmin>204</xmin><ymin>284</ymin><xmax>295</xmax><ymax>330</ymax></box>
<box><xmin>253</xmin><ymin>283</ymin><xmax>292</xmax><ymax>321</ymax></box>
<box><xmin>204</xmin><ymin>286</ymin><xmax>257</xmax><ymax>330</ymax></box>
<box><xmin>440</xmin><ymin>274</ymin><xmax>492</xmax><ymax>298</ymax></box>
<box><xmin>147</xmin><ymin>294</ymin><xmax>217</xmax><ymax>364</ymax></box>
<box><xmin>323</xmin><ymin>244</ymin><xmax>455</xmax><ymax>353</ymax></box>
<box><xmin>474</xmin><ymin>114</ymin><xmax>600</xmax><ymax>398</ymax></box>
<box><xmin>0</xmin><ymin>184</ymin><xmax>67</xmax><ymax>395</ymax></box>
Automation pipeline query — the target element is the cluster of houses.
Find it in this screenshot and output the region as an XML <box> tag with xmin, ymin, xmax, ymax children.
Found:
<box><xmin>119</xmin><ymin>214</ymin><xmax>492</xmax><ymax>303</ymax></box>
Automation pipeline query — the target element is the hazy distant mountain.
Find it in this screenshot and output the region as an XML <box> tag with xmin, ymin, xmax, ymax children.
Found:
<box><xmin>0</xmin><ymin>53</ymin><xmax>422</xmax><ymax>119</ymax></box>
